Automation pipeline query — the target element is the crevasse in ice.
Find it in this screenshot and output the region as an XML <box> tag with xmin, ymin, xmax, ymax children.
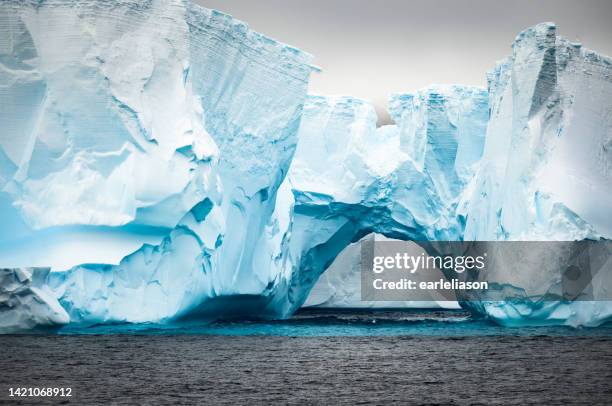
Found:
<box><xmin>0</xmin><ymin>0</ymin><xmax>610</xmax><ymax>332</ymax></box>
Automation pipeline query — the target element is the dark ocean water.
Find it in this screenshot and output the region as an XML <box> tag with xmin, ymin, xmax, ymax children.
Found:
<box><xmin>1</xmin><ymin>310</ymin><xmax>612</xmax><ymax>405</ymax></box>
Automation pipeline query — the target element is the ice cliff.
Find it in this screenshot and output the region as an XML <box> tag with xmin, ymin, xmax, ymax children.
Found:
<box><xmin>1</xmin><ymin>0</ymin><xmax>314</xmax><ymax>326</ymax></box>
<box><xmin>464</xmin><ymin>23</ymin><xmax>612</xmax><ymax>242</ymax></box>
<box><xmin>0</xmin><ymin>0</ymin><xmax>610</xmax><ymax>332</ymax></box>
<box><xmin>459</xmin><ymin>23</ymin><xmax>612</xmax><ymax>326</ymax></box>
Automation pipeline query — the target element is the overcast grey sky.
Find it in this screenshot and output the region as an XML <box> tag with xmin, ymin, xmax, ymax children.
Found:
<box><xmin>197</xmin><ymin>0</ymin><xmax>612</xmax><ymax>124</ymax></box>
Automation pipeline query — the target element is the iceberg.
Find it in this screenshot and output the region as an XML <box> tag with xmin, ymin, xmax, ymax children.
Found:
<box><xmin>0</xmin><ymin>0</ymin><xmax>314</xmax><ymax>327</ymax></box>
<box><xmin>0</xmin><ymin>0</ymin><xmax>312</xmax><ymax>265</ymax></box>
<box><xmin>459</xmin><ymin>23</ymin><xmax>612</xmax><ymax>326</ymax></box>
<box><xmin>0</xmin><ymin>0</ymin><xmax>610</xmax><ymax>332</ymax></box>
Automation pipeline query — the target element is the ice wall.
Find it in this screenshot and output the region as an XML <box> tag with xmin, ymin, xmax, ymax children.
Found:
<box><xmin>464</xmin><ymin>23</ymin><xmax>612</xmax><ymax>242</ymax></box>
<box><xmin>461</xmin><ymin>23</ymin><xmax>612</xmax><ymax>326</ymax></box>
<box><xmin>0</xmin><ymin>0</ymin><xmax>217</xmax><ymax>269</ymax></box>
<box><xmin>0</xmin><ymin>0</ymin><xmax>313</xmax><ymax>327</ymax></box>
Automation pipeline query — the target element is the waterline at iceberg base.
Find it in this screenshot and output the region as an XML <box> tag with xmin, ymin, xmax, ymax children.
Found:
<box><xmin>1</xmin><ymin>0</ymin><xmax>611</xmax><ymax>332</ymax></box>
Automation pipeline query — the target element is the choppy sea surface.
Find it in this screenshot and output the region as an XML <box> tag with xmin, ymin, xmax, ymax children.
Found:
<box><xmin>1</xmin><ymin>309</ymin><xmax>612</xmax><ymax>405</ymax></box>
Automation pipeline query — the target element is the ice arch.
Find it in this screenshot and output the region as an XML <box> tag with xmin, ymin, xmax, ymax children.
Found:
<box><xmin>5</xmin><ymin>86</ymin><xmax>485</xmax><ymax>329</ymax></box>
<box><xmin>264</xmin><ymin>89</ymin><xmax>489</xmax><ymax>317</ymax></box>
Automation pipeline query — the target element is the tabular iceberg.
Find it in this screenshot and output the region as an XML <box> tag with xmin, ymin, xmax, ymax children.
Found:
<box><xmin>0</xmin><ymin>0</ymin><xmax>610</xmax><ymax>332</ymax></box>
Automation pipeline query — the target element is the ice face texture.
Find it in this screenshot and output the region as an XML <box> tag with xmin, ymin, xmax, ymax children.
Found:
<box><xmin>0</xmin><ymin>268</ymin><xmax>69</xmax><ymax>332</ymax></box>
<box><xmin>0</xmin><ymin>3</ymin><xmax>610</xmax><ymax>332</ymax></box>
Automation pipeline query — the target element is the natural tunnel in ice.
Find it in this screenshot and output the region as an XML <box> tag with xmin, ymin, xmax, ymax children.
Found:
<box><xmin>1</xmin><ymin>0</ymin><xmax>611</xmax><ymax>332</ymax></box>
